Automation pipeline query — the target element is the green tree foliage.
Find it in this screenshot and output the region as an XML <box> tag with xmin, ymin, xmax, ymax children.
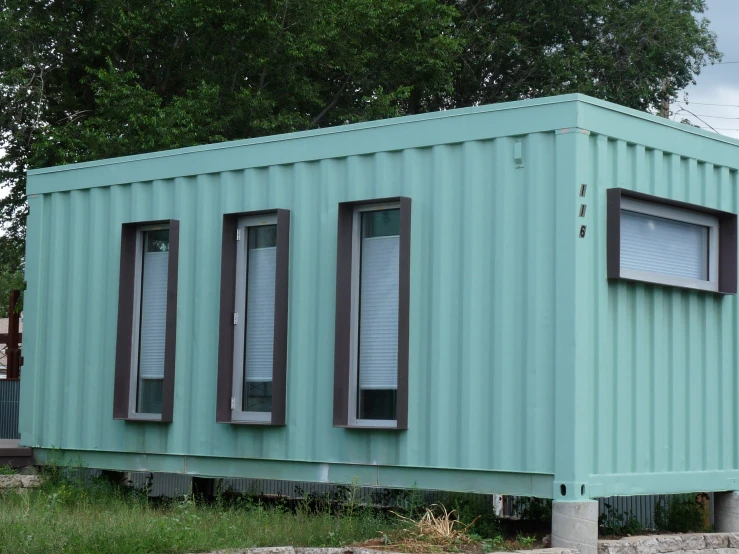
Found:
<box><xmin>0</xmin><ymin>235</ymin><xmax>23</xmax><ymax>317</ymax></box>
<box><xmin>0</xmin><ymin>0</ymin><xmax>721</xmax><ymax>252</ymax></box>
<box><xmin>447</xmin><ymin>0</ymin><xmax>720</xmax><ymax>110</ymax></box>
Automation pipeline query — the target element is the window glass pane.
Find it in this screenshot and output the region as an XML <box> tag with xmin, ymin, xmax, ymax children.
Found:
<box><xmin>243</xmin><ymin>224</ymin><xmax>277</xmax><ymax>412</ymax></box>
<box><xmin>138</xmin><ymin>379</ymin><xmax>163</xmax><ymax>414</ymax></box>
<box><xmin>245</xmin><ymin>382</ymin><xmax>273</xmax><ymax>412</ymax></box>
<box><xmin>362</xmin><ymin>209</ymin><xmax>400</xmax><ymax>238</ymax></box>
<box><xmin>621</xmin><ymin>210</ymin><xmax>709</xmax><ymax>280</ymax></box>
<box><xmin>145</xmin><ymin>229</ymin><xmax>170</xmax><ymax>253</ymax></box>
<box><xmin>359</xmin><ymin>389</ymin><xmax>397</xmax><ymax>421</ymax></box>
<box><xmin>250</xmin><ymin>225</ymin><xmax>277</xmax><ymax>249</ymax></box>
<box><xmin>137</xmin><ymin>228</ymin><xmax>169</xmax><ymax>414</ymax></box>
<box><xmin>357</xmin><ymin>209</ymin><xmax>399</xmax><ymax>421</ymax></box>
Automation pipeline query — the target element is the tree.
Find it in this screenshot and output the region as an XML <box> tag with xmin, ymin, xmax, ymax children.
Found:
<box><xmin>0</xmin><ymin>235</ymin><xmax>23</xmax><ymax>317</ymax></box>
<box><xmin>0</xmin><ymin>0</ymin><xmax>721</xmax><ymax>254</ymax></box>
<box><xmin>444</xmin><ymin>0</ymin><xmax>720</xmax><ymax>111</ymax></box>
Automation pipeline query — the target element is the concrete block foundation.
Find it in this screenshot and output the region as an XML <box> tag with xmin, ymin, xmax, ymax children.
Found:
<box><xmin>552</xmin><ymin>501</ymin><xmax>599</xmax><ymax>554</ymax></box>
<box><xmin>716</xmin><ymin>493</ymin><xmax>739</xmax><ymax>532</ymax></box>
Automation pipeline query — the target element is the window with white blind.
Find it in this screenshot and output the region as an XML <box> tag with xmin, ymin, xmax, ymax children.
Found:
<box><xmin>350</xmin><ymin>205</ymin><xmax>401</xmax><ymax>425</ymax></box>
<box><xmin>608</xmin><ymin>189</ymin><xmax>737</xmax><ymax>295</ymax></box>
<box><xmin>114</xmin><ymin>220</ymin><xmax>179</xmax><ymax>422</ymax></box>
<box><xmin>333</xmin><ymin>197</ymin><xmax>410</xmax><ymax>429</ymax></box>
<box><xmin>618</xmin><ymin>198</ymin><xmax>718</xmax><ymax>292</ymax></box>
<box><xmin>216</xmin><ymin>210</ymin><xmax>289</xmax><ymax>426</ymax></box>
<box><xmin>130</xmin><ymin>226</ymin><xmax>171</xmax><ymax>417</ymax></box>
<box><xmin>232</xmin><ymin>215</ymin><xmax>278</xmax><ymax>422</ymax></box>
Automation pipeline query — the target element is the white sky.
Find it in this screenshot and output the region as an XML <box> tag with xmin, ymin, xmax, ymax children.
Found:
<box><xmin>676</xmin><ymin>0</ymin><xmax>739</xmax><ymax>139</ymax></box>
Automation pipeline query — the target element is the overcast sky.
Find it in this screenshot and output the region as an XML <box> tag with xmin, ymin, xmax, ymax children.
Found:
<box><xmin>676</xmin><ymin>0</ymin><xmax>739</xmax><ymax>139</ymax></box>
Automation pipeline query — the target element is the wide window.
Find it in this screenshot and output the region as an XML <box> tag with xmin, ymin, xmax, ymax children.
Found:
<box><xmin>607</xmin><ymin>189</ymin><xmax>737</xmax><ymax>294</ymax></box>
<box><xmin>216</xmin><ymin>210</ymin><xmax>290</xmax><ymax>426</ymax></box>
<box><xmin>333</xmin><ymin>197</ymin><xmax>411</xmax><ymax>429</ymax></box>
<box><xmin>114</xmin><ymin>220</ymin><xmax>180</xmax><ymax>422</ymax></box>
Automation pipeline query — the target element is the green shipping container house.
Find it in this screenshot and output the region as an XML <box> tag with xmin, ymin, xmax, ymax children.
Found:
<box><xmin>21</xmin><ymin>94</ymin><xmax>739</xmax><ymax>554</ymax></box>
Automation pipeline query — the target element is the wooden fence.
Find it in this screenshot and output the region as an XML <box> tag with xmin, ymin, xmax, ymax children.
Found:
<box><xmin>0</xmin><ymin>290</ymin><xmax>23</xmax><ymax>439</ymax></box>
<box><xmin>1</xmin><ymin>289</ymin><xmax>22</xmax><ymax>379</ymax></box>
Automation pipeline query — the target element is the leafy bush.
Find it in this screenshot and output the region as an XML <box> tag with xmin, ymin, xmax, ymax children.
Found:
<box><xmin>516</xmin><ymin>533</ymin><xmax>537</xmax><ymax>547</ymax></box>
<box><xmin>511</xmin><ymin>497</ymin><xmax>552</xmax><ymax>524</ymax></box>
<box><xmin>599</xmin><ymin>502</ymin><xmax>643</xmax><ymax>536</ymax></box>
<box><xmin>368</xmin><ymin>485</ymin><xmax>425</xmax><ymax>516</ymax></box>
<box><xmin>436</xmin><ymin>492</ymin><xmax>502</xmax><ymax>539</ymax></box>
<box><xmin>654</xmin><ymin>494</ymin><xmax>708</xmax><ymax>533</ymax></box>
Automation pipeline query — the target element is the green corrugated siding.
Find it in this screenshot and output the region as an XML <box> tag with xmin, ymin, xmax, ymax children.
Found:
<box><xmin>22</xmin><ymin>95</ymin><xmax>739</xmax><ymax>497</ymax></box>
<box><xmin>582</xmin><ymin>134</ymin><xmax>739</xmax><ymax>496</ymax></box>
<box><xmin>22</xmin><ymin>132</ymin><xmax>561</xmax><ymax>481</ymax></box>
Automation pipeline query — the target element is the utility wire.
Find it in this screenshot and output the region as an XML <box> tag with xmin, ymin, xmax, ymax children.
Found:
<box><xmin>684</xmin><ymin>114</ymin><xmax>739</xmax><ymax>119</ymax></box>
<box><xmin>673</xmin><ymin>104</ymin><xmax>722</xmax><ymax>134</ymax></box>
<box><xmin>692</xmin><ymin>127</ymin><xmax>739</xmax><ymax>131</ymax></box>
<box><xmin>681</xmin><ymin>102</ymin><xmax>739</xmax><ymax>108</ymax></box>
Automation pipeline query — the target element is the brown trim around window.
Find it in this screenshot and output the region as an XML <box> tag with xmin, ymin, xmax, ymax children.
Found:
<box><xmin>607</xmin><ymin>188</ymin><xmax>737</xmax><ymax>294</ymax></box>
<box><xmin>606</xmin><ymin>189</ymin><xmax>622</xmax><ymax>281</ymax></box>
<box><xmin>113</xmin><ymin>219</ymin><xmax>180</xmax><ymax>422</ymax></box>
<box><xmin>333</xmin><ymin>197</ymin><xmax>411</xmax><ymax>430</ymax></box>
<box><xmin>216</xmin><ymin>209</ymin><xmax>290</xmax><ymax>425</ymax></box>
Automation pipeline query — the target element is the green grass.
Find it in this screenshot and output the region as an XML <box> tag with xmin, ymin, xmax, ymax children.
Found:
<box><xmin>0</xmin><ymin>477</ymin><xmax>397</xmax><ymax>554</ymax></box>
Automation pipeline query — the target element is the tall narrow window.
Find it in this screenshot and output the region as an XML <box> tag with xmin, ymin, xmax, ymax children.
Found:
<box><xmin>136</xmin><ymin>228</ymin><xmax>170</xmax><ymax>414</ymax></box>
<box><xmin>333</xmin><ymin>198</ymin><xmax>411</xmax><ymax>429</ymax></box>
<box><xmin>216</xmin><ymin>210</ymin><xmax>290</xmax><ymax>425</ymax></box>
<box><xmin>356</xmin><ymin>208</ymin><xmax>400</xmax><ymax>421</ymax></box>
<box><xmin>114</xmin><ymin>220</ymin><xmax>179</xmax><ymax>422</ymax></box>
<box><xmin>234</xmin><ymin>216</ymin><xmax>277</xmax><ymax>421</ymax></box>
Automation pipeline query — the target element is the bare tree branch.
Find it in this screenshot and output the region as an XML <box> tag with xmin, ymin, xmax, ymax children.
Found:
<box><xmin>310</xmin><ymin>76</ymin><xmax>350</xmax><ymax>127</ymax></box>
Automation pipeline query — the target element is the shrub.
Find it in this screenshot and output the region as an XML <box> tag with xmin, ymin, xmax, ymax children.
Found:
<box><xmin>599</xmin><ymin>502</ymin><xmax>643</xmax><ymax>536</ymax></box>
<box><xmin>511</xmin><ymin>497</ymin><xmax>552</xmax><ymax>524</ymax></box>
<box><xmin>654</xmin><ymin>494</ymin><xmax>708</xmax><ymax>533</ymax></box>
<box><xmin>436</xmin><ymin>492</ymin><xmax>502</xmax><ymax>539</ymax></box>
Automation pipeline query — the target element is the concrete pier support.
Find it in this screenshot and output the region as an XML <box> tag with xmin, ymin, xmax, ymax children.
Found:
<box><xmin>551</xmin><ymin>501</ymin><xmax>599</xmax><ymax>554</ymax></box>
<box><xmin>715</xmin><ymin>492</ymin><xmax>739</xmax><ymax>532</ymax></box>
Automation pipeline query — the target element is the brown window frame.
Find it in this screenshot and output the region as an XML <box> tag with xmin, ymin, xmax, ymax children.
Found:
<box><xmin>113</xmin><ymin>219</ymin><xmax>180</xmax><ymax>423</ymax></box>
<box><xmin>333</xmin><ymin>197</ymin><xmax>411</xmax><ymax>430</ymax></box>
<box><xmin>607</xmin><ymin>188</ymin><xmax>737</xmax><ymax>295</ymax></box>
<box><xmin>216</xmin><ymin>209</ymin><xmax>290</xmax><ymax>426</ymax></box>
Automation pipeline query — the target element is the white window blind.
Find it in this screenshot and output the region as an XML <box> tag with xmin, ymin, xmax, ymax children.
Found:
<box><xmin>138</xmin><ymin>251</ymin><xmax>169</xmax><ymax>380</ymax></box>
<box><xmin>358</xmin><ymin>235</ymin><xmax>399</xmax><ymax>390</ymax></box>
<box><xmin>244</xmin><ymin>246</ymin><xmax>276</xmax><ymax>382</ymax></box>
<box><xmin>621</xmin><ymin>210</ymin><xmax>709</xmax><ymax>280</ymax></box>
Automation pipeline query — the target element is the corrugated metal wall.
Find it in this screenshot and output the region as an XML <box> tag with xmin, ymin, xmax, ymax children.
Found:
<box><xmin>128</xmin><ymin>473</ymin><xmax>441</xmax><ymax>503</ymax></box>
<box><xmin>22</xmin><ymin>133</ymin><xmax>560</xmax><ymax>477</ymax></box>
<box><xmin>597</xmin><ymin>495</ymin><xmax>670</xmax><ymax>530</ymax></box>
<box><xmin>582</xmin><ymin>134</ymin><xmax>739</xmax><ymax>492</ymax></box>
<box><xmin>0</xmin><ymin>379</ymin><xmax>20</xmax><ymax>439</ymax></box>
<box><xmin>22</xmin><ymin>96</ymin><xmax>739</xmax><ymax>498</ymax></box>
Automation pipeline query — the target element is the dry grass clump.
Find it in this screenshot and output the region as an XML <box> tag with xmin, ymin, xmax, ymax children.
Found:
<box><xmin>360</xmin><ymin>504</ymin><xmax>479</xmax><ymax>552</ymax></box>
